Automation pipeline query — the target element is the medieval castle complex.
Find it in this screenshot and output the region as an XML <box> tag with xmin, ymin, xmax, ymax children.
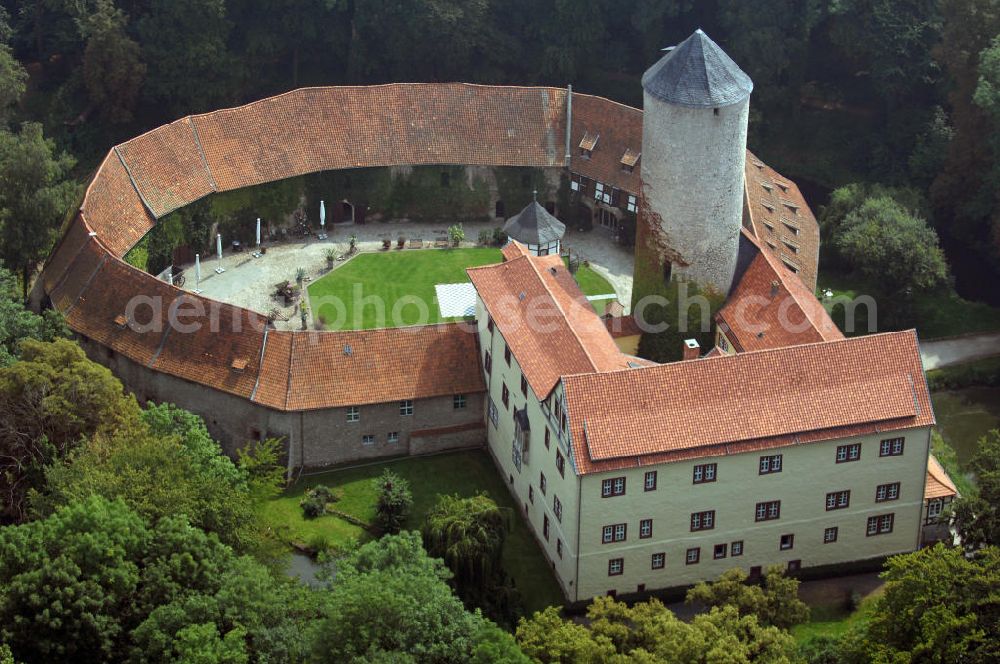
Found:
<box><xmin>35</xmin><ymin>30</ymin><xmax>954</xmax><ymax>600</ymax></box>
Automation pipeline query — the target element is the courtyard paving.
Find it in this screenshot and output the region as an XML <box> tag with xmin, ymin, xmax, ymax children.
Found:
<box><xmin>176</xmin><ymin>220</ymin><xmax>637</xmax><ymax>329</ymax></box>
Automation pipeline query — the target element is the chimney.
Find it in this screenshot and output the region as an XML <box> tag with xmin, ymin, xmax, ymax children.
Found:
<box><xmin>683</xmin><ymin>338</ymin><xmax>700</xmax><ymax>361</ymax></box>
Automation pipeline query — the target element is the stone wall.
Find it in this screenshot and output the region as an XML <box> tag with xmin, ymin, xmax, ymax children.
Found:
<box><xmin>75</xmin><ymin>334</ymin><xmax>485</xmax><ymax>474</ymax></box>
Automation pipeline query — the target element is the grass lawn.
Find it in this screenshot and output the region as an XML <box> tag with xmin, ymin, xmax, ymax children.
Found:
<box><xmin>307</xmin><ymin>247</ymin><xmax>619</xmax><ymax>329</ymax></box>
<box><xmin>791</xmin><ymin>593</ymin><xmax>880</xmax><ymax>643</ymax></box>
<box><xmin>568</xmin><ymin>259</ymin><xmax>618</xmax><ymax>313</ymax></box>
<box><xmin>308</xmin><ymin>248</ymin><xmax>502</xmax><ymax>329</ymax></box>
<box><xmin>819</xmin><ymin>269</ymin><xmax>1000</xmax><ymax>340</ymax></box>
<box><xmin>260</xmin><ymin>449</ymin><xmax>565</xmax><ymax>613</ymax></box>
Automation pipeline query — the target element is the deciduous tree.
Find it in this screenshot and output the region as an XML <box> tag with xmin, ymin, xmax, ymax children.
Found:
<box><xmin>313</xmin><ymin>532</ymin><xmax>528</xmax><ymax>663</ymax></box>
<box><xmin>0</xmin><ymin>122</ymin><xmax>78</xmax><ymax>299</ymax></box>
<box><xmin>0</xmin><ymin>338</ymin><xmax>140</xmax><ymax>521</ymax></box>
<box><xmin>686</xmin><ymin>566</ymin><xmax>810</xmax><ymax>629</ymax></box>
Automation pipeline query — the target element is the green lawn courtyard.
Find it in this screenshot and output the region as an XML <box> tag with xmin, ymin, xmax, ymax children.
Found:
<box><xmin>307</xmin><ymin>247</ymin><xmax>618</xmax><ymax>329</ymax></box>
<box><xmin>260</xmin><ymin>449</ymin><xmax>565</xmax><ymax>613</ymax></box>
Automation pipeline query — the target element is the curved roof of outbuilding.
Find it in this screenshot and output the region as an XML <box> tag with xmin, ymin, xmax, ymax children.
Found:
<box><xmin>641</xmin><ymin>29</ymin><xmax>753</xmax><ymax>108</ymax></box>
<box><xmin>40</xmin><ymin>82</ymin><xmax>821</xmax><ymax>416</ymax></box>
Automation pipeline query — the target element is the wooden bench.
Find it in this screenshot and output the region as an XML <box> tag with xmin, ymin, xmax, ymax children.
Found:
<box><xmin>409</xmin><ymin>238</ymin><xmax>423</xmax><ymax>249</ymax></box>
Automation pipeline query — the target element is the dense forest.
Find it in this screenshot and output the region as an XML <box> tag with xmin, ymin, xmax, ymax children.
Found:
<box><xmin>0</xmin><ymin>0</ymin><xmax>999</xmax><ymax>303</ymax></box>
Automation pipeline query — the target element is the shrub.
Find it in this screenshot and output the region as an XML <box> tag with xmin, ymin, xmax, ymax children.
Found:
<box><xmin>397</xmin><ymin>236</ymin><xmax>406</xmax><ymax>249</ymax></box>
<box><xmin>492</xmin><ymin>227</ymin><xmax>507</xmax><ymax>245</ymax></box>
<box><xmin>478</xmin><ymin>228</ymin><xmax>493</xmax><ymax>246</ymax></box>
<box><xmin>300</xmin><ymin>495</ymin><xmax>325</xmax><ymax>519</ymax></box>
<box><xmin>374</xmin><ymin>469</ymin><xmax>412</xmax><ymax>534</ymax></box>
<box><xmin>448</xmin><ymin>223</ymin><xmax>465</xmax><ymax>246</ymax></box>
<box><xmin>312</xmin><ymin>484</ymin><xmax>340</xmax><ymax>503</ymax></box>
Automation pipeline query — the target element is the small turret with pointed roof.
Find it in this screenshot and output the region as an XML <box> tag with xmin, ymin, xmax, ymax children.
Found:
<box><xmin>502</xmin><ymin>194</ymin><xmax>566</xmax><ymax>256</ymax></box>
<box><xmin>641</xmin><ymin>28</ymin><xmax>752</xmax><ymax>108</ymax></box>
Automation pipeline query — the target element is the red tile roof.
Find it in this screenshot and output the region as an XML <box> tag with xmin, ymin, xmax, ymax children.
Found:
<box><xmin>39</xmin><ymin>83</ymin><xmax>829</xmax><ymax>426</ymax></box>
<box><xmin>568</xmin><ymin>92</ymin><xmax>643</xmax><ymax>193</ymax></box>
<box><xmin>744</xmin><ymin>151</ymin><xmax>820</xmax><ymax>291</ymax></box>
<box><xmin>253</xmin><ymin>324</ymin><xmax>485</xmax><ymax>411</ymax></box>
<box><xmin>80</xmin><ymin>153</ymin><xmax>155</xmax><ymax>257</ymax></box>
<box><xmin>562</xmin><ymin>330</ymin><xmax>934</xmax><ymax>474</ymax></box>
<box><xmin>190</xmin><ymin>84</ymin><xmax>567</xmax><ymax>193</ymax></box>
<box><xmin>468</xmin><ymin>253</ymin><xmax>629</xmax><ymax>397</ymax></box>
<box><xmin>716</xmin><ymin>229</ymin><xmax>842</xmax><ymax>352</ymax></box>
<box><xmin>115</xmin><ymin>117</ymin><xmax>216</xmax><ymax>218</ymax></box>
<box><xmin>925</xmin><ymin>454</ymin><xmax>959</xmax><ymax>499</ymax></box>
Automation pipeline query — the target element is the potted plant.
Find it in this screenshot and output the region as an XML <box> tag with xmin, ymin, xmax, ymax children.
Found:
<box><xmin>349</xmin><ymin>233</ymin><xmax>358</xmax><ymax>253</ymax></box>
<box><xmin>448</xmin><ymin>223</ymin><xmax>465</xmax><ymax>247</ymax></box>
<box><xmin>382</xmin><ymin>238</ymin><xmax>391</xmax><ymax>250</ymax></box>
<box><xmin>325</xmin><ymin>248</ymin><xmax>336</xmax><ymax>269</ymax></box>
<box><xmin>397</xmin><ymin>236</ymin><xmax>406</xmax><ymax>249</ymax></box>
<box><xmin>300</xmin><ymin>299</ymin><xmax>309</xmax><ymax>330</ymax></box>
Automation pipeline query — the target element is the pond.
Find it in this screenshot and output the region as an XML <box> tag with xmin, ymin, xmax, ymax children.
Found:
<box><xmin>285</xmin><ymin>551</ymin><xmax>326</xmax><ymax>587</ymax></box>
<box><xmin>932</xmin><ymin>387</ymin><xmax>1000</xmax><ymax>468</ymax></box>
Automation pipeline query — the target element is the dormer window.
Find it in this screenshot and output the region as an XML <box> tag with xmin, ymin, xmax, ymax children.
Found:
<box><xmin>621</xmin><ymin>148</ymin><xmax>640</xmax><ymax>174</ymax></box>
<box><xmin>776</xmin><ymin>181</ymin><xmax>789</xmax><ymax>192</ymax></box>
<box><xmin>230</xmin><ymin>358</ymin><xmax>248</xmax><ymax>373</ymax></box>
<box><xmin>579</xmin><ymin>131</ymin><xmax>599</xmax><ymax>159</ymax></box>
<box><xmin>760</xmin><ymin>181</ymin><xmax>774</xmax><ymax>193</ymax></box>
<box><xmin>781</xmin><ymin>200</ymin><xmax>800</xmax><ymax>214</ymax></box>
<box><xmin>113</xmin><ymin>314</ymin><xmax>128</xmax><ymax>329</ymax></box>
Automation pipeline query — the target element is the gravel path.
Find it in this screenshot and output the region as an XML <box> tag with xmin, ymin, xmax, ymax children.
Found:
<box><xmin>921</xmin><ymin>332</ymin><xmax>1000</xmax><ymax>370</ymax></box>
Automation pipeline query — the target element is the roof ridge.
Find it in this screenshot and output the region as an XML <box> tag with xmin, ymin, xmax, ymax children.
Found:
<box><xmin>560</xmin><ymin>329</ymin><xmax>921</xmax><ymax>385</ymax></box>
<box><xmin>522</xmin><ymin>254</ymin><xmax>603</xmax><ymax>374</ymax></box>
<box><xmin>186</xmin><ymin>83</ymin><xmax>568</xmax><ymax>125</ymax></box>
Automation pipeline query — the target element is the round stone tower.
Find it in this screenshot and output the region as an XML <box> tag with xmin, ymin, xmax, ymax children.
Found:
<box><xmin>633</xmin><ymin>29</ymin><xmax>752</xmax><ymax>305</ymax></box>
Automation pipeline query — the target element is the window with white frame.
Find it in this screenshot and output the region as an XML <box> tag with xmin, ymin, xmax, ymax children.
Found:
<box><xmin>824</xmin><ymin>527</ymin><xmax>838</xmax><ymax>543</ymax></box>
<box><xmin>756</xmin><ymin>500</ymin><xmax>781</xmax><ymax>521</ymax></box>
<box><xmin>713</xmin><ymin>544</ymin><xmax>727</xmax><ymax>559</ymax></box>
<box><xmin>553</xmin><ymin>495</ymin><xmax>563</xmax><ymax>522</ymax></box>
<box><xmin>779</xmin><ymin>533</ymin><xmax>794</xmax><ymax>550</ymax></box>
<box><xmin>488</xmin><ymin>398</ymin><xmax>498</xmax><ymax>427</ymax></box>
<box><xmin>686</xmin><ymin>547</ymin><xmax>700</xmax><ymax>565</ymax></box>
<box><xmin>651</xmin><ymin>552</ymin><xmax>665</xmax><ymax>569</ymax></box>
<box><xmin>693</xmin><ymin>463</ymin><xmax>717</xmax><ymax>484</ymax></box>
<box><xmin>362</xmin><ymin>434</ymin><xmax>375</xmax><ymax>446</ymax></box>
<box><xmin>639</xmin><ymin>518</ymin><xmax>653</xmax><ymax>538</ymax></box>
<box><xmin>876</xmin><ymin>482</ymin><xmax>900</xmax><ymax>502</ymax></box>
<box><xmin>608</xmin><ymin>558</ymin><xmax>623</xmax><ymax>576</ymax></box>
<box><xmin>601</xmin><ymin>476</ymin><xmax>626</xmax><ymax>497</ymax></box>
<box><xmin>690</xmin><ymin>510</ymin><xmax>715</xmax><ymax>531</ymax></box>
<box><xmin>602</xmin><ymin>523</ymin><xmax>627</xmax><ymax>544</ymax></box>
<box><xmin>399</xmin><ymin>400</ymin><xmax>413</xmax><ymax>416</ymax></box>
<box><xmin>867</xmin><ymin>513</ymin><xmax>894</xmax><ymax>535</ymax></box>
<box><xmin>387</xmin><ymin>431</ymin><xmax>399</xmax><ymax>444</ymax></box>
<box><xmin>453</xmin><ymin>394</ymin><xmax>466</xmax><ymax>409</ymax></box>
<box><xmin>627</xmin><ymin>195</ymin><xmax>637</xmax><ymax>213</ymax></box>
<box><xmin>836</xmin><ymin>443</ymin><xmax>861</xmax><ymax>463</ymax></box>
<box><xmin>927</xmin><ymin>498</ymin><xmax>943</xmax><ymax>520</ymax></box>
<box><xmin>826</xmin><ymin>490</ymin><xmax>851</xmax><ymax>510</ymax></box>
<box><xmin>644</xmin><ymin>471</ymin><xmax>657</xmax><ymax>491</ymax></box>
<box><xmin>731</xmin><ymin>540</ymin><xmax>744</xmax><ymax>556</ymax></box>
<box><xmin>347</xmin><ymin>406</ymin><xmax>360</xmax><ymax>422</ymax></box>
<box><xmin>880</xmin><ymin>437</ymin><xmax>904</xmax><ymax>457</ymax></box>
<box><xmin>759</xmin><ymin>454</ymin><xmax>782</xmax><ymax>474</ymax></box>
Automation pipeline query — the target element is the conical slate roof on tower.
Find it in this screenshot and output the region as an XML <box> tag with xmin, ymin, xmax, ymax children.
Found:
<box><xmin>641</xmin><ymin>29</ymin><xmax>753</xmax><ymax>108</ymax></box>
<box><xmin>502</xmin><ymin>200</ymin><xmax>566</xmax><ymax>245</ymax></box>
